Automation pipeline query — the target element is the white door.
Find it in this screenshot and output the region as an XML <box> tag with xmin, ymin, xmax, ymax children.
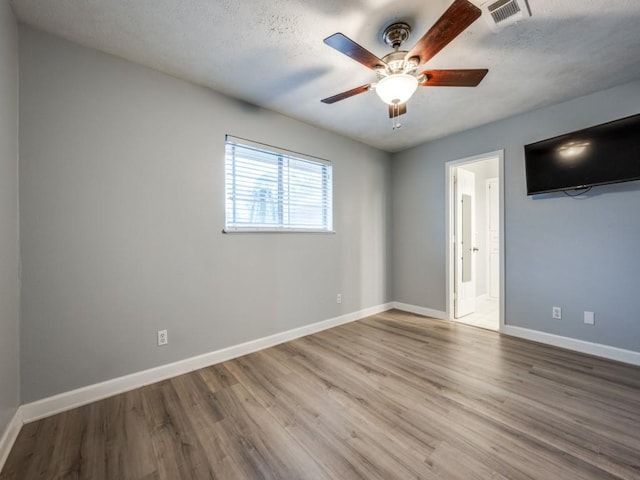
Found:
<box><xmin>486</xmin><ymin>178</ymin><xmax>500</xmax><ymax>299</ymax></box>
<box><xmin>455</xmin><ymin>168</ymin><xmax>476</xmax><ymax>318</ymax></box>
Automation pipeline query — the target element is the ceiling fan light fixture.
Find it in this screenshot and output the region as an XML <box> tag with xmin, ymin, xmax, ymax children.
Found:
<box><xmin>375</xmin><ymin>74</ymin><xmax>419</xmax><ymax>105</ymax></box>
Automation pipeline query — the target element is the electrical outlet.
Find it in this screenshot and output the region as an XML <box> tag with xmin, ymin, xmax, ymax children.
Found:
<box><xmin>336</xmin><ymin>293</ymin><xmax>342</xmax><ymax>304</ymax></box>
<box><xmin>552</xmin><ymin>307</ymin><xmax>562</xmax><ymax>319</ymax></box>
<box><xmin>584</xmin><ymin>311</ymin><xmax>595</xmax><ymax>325</ymax></box>
<box><xmin>158</xmin><ymin>329</ymin><xmax>168</xmax><ymax>346</ymax></box>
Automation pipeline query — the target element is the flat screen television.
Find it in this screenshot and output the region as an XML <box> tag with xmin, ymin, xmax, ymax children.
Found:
<box><xmin>524</xmin><ymin>113</ymin><xmax>640</xmax><ymax>195</ymax></box>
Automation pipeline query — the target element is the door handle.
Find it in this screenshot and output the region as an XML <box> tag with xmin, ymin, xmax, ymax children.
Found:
<box><xmin>472</xmin><ymin>247</ymin><xmax>479</xmax><ymax>252</ymax></box>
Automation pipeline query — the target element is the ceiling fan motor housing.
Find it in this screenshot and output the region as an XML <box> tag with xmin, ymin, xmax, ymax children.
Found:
<box><xmin>378</xmin><ymin>51</ymin><xmax>420</xmax><ymax>78</ymax></box>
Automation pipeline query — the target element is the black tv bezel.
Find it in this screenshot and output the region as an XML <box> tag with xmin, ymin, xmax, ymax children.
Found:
<box><xmin>524</xmin><ymin>113</ymin><xmax>640</xmax><ymax>196</ymax></box>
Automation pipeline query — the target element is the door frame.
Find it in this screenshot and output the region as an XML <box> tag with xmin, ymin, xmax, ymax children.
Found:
<box><xmin>486</xmin><ymin>177</ymin><xmax>500</xmax><ymax>300</ymax></box>
<box><xmin>445</xmin><ymin>150</ymin><xmax>505</xmax><ymax>331</ymax></box>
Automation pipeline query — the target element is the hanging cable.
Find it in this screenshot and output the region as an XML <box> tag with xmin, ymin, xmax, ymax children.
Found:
<box><xmin>563</xmin><ymin>186</ymin><xmax>592</xmax><ymax>197</ymax></box>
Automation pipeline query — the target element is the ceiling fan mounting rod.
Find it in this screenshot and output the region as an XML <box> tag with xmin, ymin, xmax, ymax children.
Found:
<box><xmin>382</xmin><ymin>22</ymin><xmax>411</xmax><ymax>50</ymax></box>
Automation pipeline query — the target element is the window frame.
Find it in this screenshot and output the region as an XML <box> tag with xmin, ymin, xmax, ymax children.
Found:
<box><xmin>223</xmin><ymin>135</ymin><xmax>334</xmax><ymax>234</ymax></box>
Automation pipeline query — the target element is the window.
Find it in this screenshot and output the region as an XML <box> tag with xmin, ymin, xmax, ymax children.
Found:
<box><xmin>224</xmin><ymin>136</ymin><xmax>333</xmax><ymax>232</ymax></box>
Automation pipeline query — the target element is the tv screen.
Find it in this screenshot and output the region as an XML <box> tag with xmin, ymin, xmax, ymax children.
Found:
<box><xmin>524</xmin><ymin>113</ymin><xmax>640</xmax><ymax>195</ymax></box>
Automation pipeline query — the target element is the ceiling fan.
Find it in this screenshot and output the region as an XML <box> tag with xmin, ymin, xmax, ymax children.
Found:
<box><xmin>321</xmin><ymin>0</ymin><xmax>488</xmax><ymax>128</ymax></box>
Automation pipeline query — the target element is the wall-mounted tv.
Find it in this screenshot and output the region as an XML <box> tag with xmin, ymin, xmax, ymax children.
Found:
<box><xmin>524</xmin><ymin>113</ymin><xmax>640</xmax><ymax>195</ymax></box>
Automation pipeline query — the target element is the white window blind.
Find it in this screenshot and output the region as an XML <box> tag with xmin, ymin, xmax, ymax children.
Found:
<box><xmin>224</xmin><ymin>136</ymin><xmax>333</xmax><ymax>232</ymax></box>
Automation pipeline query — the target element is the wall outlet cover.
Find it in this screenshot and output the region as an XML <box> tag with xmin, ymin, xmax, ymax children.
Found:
<box><xmin>584</xmin><ymin>311</ymin><xmax>595</xmax><ymax>325</ymax></box>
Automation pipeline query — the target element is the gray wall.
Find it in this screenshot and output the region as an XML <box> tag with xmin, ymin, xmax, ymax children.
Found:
<box><xmin>14</xmin><ymin>22</ymin><xmax>640</xmax><ymax>405</ymax></box>
<box><xmin>0</xmin><ymin>2</ymin><xmax>20</xmax><ymax>434</ymax></box>
<box><xmin>391</xmin><ymin>80</ymin><xmax>640</xmax><ymax>352</ymax></box>
<box><xmin>19</xmin><ymin>27</ymin><xmax>391</xmax><ymax>403</ymax></box>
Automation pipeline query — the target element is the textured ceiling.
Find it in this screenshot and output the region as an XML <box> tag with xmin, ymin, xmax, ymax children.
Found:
<box><xmin>10</xmin><ymin>0</ymin><xmax>640</xmax><ymax>152</ymax></box>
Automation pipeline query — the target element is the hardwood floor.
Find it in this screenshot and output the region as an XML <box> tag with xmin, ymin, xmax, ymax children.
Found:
<box><xmin>2</xmin><ymin>310</ymin><xmax>640</xmax><ymax>479</ymax></box>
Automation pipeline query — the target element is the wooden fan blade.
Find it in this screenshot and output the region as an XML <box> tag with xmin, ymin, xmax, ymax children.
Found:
<box><xmin>420</xmin><ymin>69</ymin><xmax>488</xmax><ymax>87</ymax></box>
<box><xmin>388</xmin><ymin>103</ymin><xmax>407</xmax><ymax>118</ymax></box>
<box><xmin>321</xmin><ymin>84</ymin><xmax>371</xmax><ymax>104</ymax></box>
<box><xmin>324</xmin><ymin>33</ymin><xmax>386</xmax><ymax>70</ymax></box>
<box><xmin>405</xmin><ymin>0</ymin><xmax>482</xmax><ymax>67</ymax></box>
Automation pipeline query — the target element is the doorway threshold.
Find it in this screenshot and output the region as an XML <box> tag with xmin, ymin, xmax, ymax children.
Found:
<box><xmin>455</xmin><ymin>296</ymin><xmax>499</xmax><ymax>331</ymax></box>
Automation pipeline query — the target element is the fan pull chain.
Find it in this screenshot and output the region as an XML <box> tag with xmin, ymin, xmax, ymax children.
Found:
<box><xmin>391</xmin><ymin>103</ymin><xmax>402</xmax><ymax>130</ymax></box>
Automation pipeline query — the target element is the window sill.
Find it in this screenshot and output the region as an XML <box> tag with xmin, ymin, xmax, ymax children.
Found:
<box><xmin>222</xmin><ymin>228</ymin><xmax>336</xmax><ymax>234</ymax></box>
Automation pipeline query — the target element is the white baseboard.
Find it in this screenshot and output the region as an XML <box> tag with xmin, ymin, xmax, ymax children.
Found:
<box><xmin>392</xmin><ymin>302</ymin><xmax>447</xmax><ymax>320</ymax></box>
<box><xmin>0</xmin><ymin>408</ymin><xmax>23</xmax><ymax>473</ymax></box>
<box><xmin>502</xmin><ymin>325</ymin><xmax>640</xmax><ymax>366</ymax></box>
<box><xmin>21</xmin><ymin>303</ymin><xmax>394</xmax><ymax>423</ymax></box>
<box><xmin>393</xmin><ymin>302</ymin><xmax>640</xmax><ymax>366</ymax></box>
<box><xmin>14</xmin><ymin>301</ymin><xmax>638</xmax><ymax>448</ymax></box>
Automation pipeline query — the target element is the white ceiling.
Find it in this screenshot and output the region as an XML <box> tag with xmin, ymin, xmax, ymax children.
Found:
<box><xmin>10</xmin><ymin>0</ymin><xmax>640</xmax><ymax>152</ymax></box>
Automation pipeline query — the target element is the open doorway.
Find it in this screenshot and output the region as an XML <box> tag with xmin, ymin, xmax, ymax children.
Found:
<box><xmin>446</xmin><ymin>151</ymin><xmax>504</xmax><ymax>331</ymax></box>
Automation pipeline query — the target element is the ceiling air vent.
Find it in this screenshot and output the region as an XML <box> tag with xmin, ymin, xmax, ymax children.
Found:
<box><xmin>480</xmin><ymin>0</ymin><xmax>531</xmax><ymax>32</ymax></box>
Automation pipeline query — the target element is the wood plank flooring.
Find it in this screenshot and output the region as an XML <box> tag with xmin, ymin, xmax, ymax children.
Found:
<box><xmin>2</xmin><ymin>310</ymin><xmax>640</xmax><ymax>479</ymax></box>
